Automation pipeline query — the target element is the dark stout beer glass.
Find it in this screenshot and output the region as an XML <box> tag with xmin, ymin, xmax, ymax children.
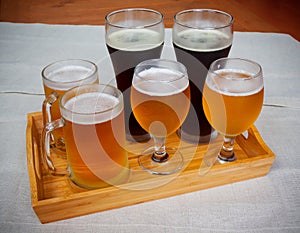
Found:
<box><xmin>173</xmin><ymin>9</ymin><xmax>233</xmax><ymax>143</ymax></box>
<box><xmin>105</xmin><ymin>8</ymin><xmax>164</xmax><ymax>142</ymax></box>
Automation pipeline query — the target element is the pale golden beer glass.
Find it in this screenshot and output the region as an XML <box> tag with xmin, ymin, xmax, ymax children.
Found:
<box><xmin>42</xmin><ymin>59</ymin><xmax>99</xmax><ymax>156</ymax></box>
<box><xmin>41</xmin><ymin>84</ymin><xmax>129</xmax><ymax>189</ymax></box>
<box><xmin>131</xmin><ymin>59</ymin><xmax>190</xmax><ymax>175</ymax></box>
<box><xmin>203</xmin><ymin>58</ymin><xmax>264</xmax><ymax>162</ymax></box>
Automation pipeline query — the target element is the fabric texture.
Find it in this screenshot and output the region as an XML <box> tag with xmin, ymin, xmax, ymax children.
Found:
<box><xmin>0</xmin><ymin>22</ymin><xmax>299</xmax><ymax>233</ymax></box>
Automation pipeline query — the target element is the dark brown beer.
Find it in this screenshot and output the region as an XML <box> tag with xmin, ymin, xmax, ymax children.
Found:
<box><xmin>173</xmin><ymin>29</ymin><xmax>232</xmax><ymax>143</ymax></box>
<box><xmin>106</xmin><ymin>28</ymin><xmax>164</xmax><ymax>142</ymax></box>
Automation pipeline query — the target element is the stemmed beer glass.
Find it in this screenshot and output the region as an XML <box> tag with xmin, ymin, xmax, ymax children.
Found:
<box><xmin>202</xmin><ymin>58</ymin><xmax>264</xmax><ymax>162</ymax></box>
<box><xmin>131</xmin><ymin>59</ymin><xmax>190</xmax><ymax>175</ymax></box>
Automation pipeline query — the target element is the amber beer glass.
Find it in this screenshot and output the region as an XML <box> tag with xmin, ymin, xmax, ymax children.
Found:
<box><xmin>41</xmin><ymin>84</ymin><xmax>129</xmax><ymax>189</ymax></box>
<box><xmin>131</xmin><ymin>59</ymin><xmax>190</xmax><ymax>175</ymax></box>
<box><xmin>105</xmin><ymin>8</ymin><xmax>164</xmax><ymax>142</ymax></box>
<box><xmin>173</xmin><ymin>9</ymin><xmax>233</xmax><ymax>143</ymax></box>
<box><xmin>203</xmin><ymin>58</ymin><xmax>264</xmax><ymax>162</ymax></box>
<box><xmin>42</xmin><ymin>59</ymin><xmax>99</xmax><ymax>156</ymax></box>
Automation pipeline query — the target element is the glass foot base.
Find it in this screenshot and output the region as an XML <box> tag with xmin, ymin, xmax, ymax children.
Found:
<box><xmin>138</xmin><ymin>147</ymin><xmax>184</xmax><ymax>175</ymax></box>
<box><xmin>218</xmin><ymin>154</ymin><xmax>236</xmax><ymax>164</ymax></box>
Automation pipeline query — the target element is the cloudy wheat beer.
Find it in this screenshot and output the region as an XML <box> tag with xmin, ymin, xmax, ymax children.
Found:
<box><xmin>173</xmin><ymin>9</ymin><xmax>233</xmax><ymax>143</ymax></box>
<box><xmin>42</xmin><ymin>59</ymin><xmax>98</xmax><ymax>155</ymax></box>
<box><xmin>131</xmin><ymin>67</ymin><xmax>190</xmax><ymax>137</ymax></box>
<box><xmin>42</xmin><ymin>84</ymin><xmax>129</xmax><ymax>189</ymax></box>
<box><xmin>202</xmin><ymin>58</ymin><xmax>264</xmax><ymax>162</ymax></box>
<box><xmin>105</xmin><ymin>9</ymin><xmax>164</xmax><ymax>142</ymax></box>
<box><xmin>203</xmin><ymin>70</ymin><xmax>264</xmax><ymax>136</ymax></box>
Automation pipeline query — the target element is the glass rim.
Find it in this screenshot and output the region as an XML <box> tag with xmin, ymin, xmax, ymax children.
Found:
<box><xmin>42</xmin><ymin>59</ymin><xmax>98</xmax><ymax>85</ymax></box>
<box><xmin>134</xmin><ymin>59</ymin><xmax>188</xmax><ymax>82</ymax></box>
<box><xmin>105</xmin><ymin>8</ymin><xmax>164</xmax><ymax>29</ymax></box>
<box><xmin>209</xmin><ymin>58</ymin><xmax>263</xmax><ymax>81</ymax></box>
<box><xmin>60</xmin><ymin>84</ymin><xmax>123</xmax><ymax>116</ymax></box>
<box><xmin>174</xmin><ymin>9</ymin><xmax>234</xmax><ymax>30</ymax></box>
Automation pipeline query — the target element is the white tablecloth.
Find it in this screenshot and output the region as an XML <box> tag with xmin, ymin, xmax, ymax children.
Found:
<box><xmin>0</xmin><ymin>22</ymin><xmax>299</xmax><ymax>233</ymax></box>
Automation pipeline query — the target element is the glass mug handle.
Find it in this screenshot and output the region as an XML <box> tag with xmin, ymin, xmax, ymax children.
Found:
<box><xmin>42</xmin><ymin>92</ymin><xmax>58</xmax><ymax>127</ymax></box>
<box><xmin>41</xmin><ymin>118</ymin><xmax>66</xmax><ymax>176</ymax></box>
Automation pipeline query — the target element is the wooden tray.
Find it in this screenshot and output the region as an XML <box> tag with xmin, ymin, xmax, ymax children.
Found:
<box><xmin>26</xmin><ymin>112</ymin><xmax>275</xmax><ymax>223</ymax></box>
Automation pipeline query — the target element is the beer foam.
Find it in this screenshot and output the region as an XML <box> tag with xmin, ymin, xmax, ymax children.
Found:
<box><xmin>106</xmin><ymin>28</ymin><xmax>163</xmax><ymax>51</ymax></box>
<box><xmin>173</xmin><ymin>29</ymin><xmax>232</xmax><ymax>52</ymax></box>
<box><xmin>206</xmin><ymin>69</ymin><xmax>264</xmax><ymax>96</ymax></box>
<box><xmin>62</xmin><ymin>92</ymin><xmax>122</xmax><ymax>124</ymax></box>
<box><xmin>133</xmin><ymin>67</ymin><xmax>189</xmax><ymax>96</ymax></box>
<box><xmin>45</xmin><ymin>66</ymin><xmax>97</xmax><ymax>90</ymax></box>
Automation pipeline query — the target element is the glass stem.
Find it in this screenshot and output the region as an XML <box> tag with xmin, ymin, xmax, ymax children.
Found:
<box><xmin>218</xmin><ymin>136</ymin><xmax>236</xmax><ymax>162</ymax></box>
<box><xmin>152</xmin><ymin>136</ymin><xmax>169</xmax><ymax>163</ymax></box>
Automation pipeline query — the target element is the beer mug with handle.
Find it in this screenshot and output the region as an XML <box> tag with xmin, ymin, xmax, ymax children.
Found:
<box><xmin>42</xmin><ymin>59</ymin><xmax>99</xmax><ymax>156</ymax></box>
<box><xmin>41</xmin><ymin>84</ymin><xmax>129</xmax><ymax>189</ymax></box>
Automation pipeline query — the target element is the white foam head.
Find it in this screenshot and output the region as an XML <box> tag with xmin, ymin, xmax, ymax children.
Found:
<box><xmin>106</xmin><ymin>28</ymin><xmax>163</xmax><ymax>51</ymax></box>
<box><xmin>43</xmin><ymin>65</ymin><xmax>97</xmax><ymax>90</ymax></box>
<box><xmin>173</xmin><ymin>29</ymin><xmax>232</xmax><ymax>52</ymax></box>
<box><xmin>133</xmin><ymin>67</ymin><xmax>189</xmax><ymax>96</ymax></box>
<box><xmin>62</xmin><ymin>92</ymin><xmax>122</xmax><ymax>124</ymax></box>
<box><xmin>206</xmin><ymin>69</ymin><xmax>264</xmax><ymax>96</ymax></box>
